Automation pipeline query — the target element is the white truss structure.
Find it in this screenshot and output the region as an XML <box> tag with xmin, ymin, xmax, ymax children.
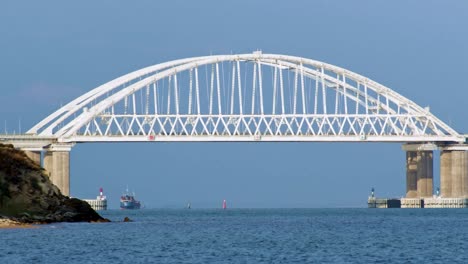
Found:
<box><xmin>28</xmin><ymin>52</ymin><xmax>463</xmax><ymax>143</ymax></box>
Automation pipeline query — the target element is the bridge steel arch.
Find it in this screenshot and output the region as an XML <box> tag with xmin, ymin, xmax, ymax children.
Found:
<box><xmin>28</xmin><ymin>52</ymin><xmax>463</xmax><ymax>144</ymax></box>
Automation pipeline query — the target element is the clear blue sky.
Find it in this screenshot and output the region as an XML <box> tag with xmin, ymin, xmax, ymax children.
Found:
<box><xmin>1</xmin><ymin>1</ymin><xmax>467</xmax><ymax>208</ymax></box>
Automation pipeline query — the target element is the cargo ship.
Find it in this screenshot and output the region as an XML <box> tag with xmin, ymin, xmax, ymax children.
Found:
<box><xmin>120</xmin><ymin>188</ymin><xmax>141</xmax><ymax>209</ymax></box>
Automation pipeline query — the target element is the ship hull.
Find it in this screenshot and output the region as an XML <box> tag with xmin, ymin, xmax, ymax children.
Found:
<box><xmin>120</xmin><ymin>201</ymin><xmax>141</xmax><ymax>209</ymax></box>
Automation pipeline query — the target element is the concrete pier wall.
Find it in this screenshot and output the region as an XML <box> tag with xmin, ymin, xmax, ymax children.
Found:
<box><xmin>452</xmin><ymin>151</ymin><xmax>468</xmax><ymax>198</ymax></box>
<box><xmin>43</xmin><ymin>150</ymin><xmax>70</xmax><ymax>196</ymax></box>
<box><xmin>424</xmin><ymin>197</ymin><xmax>468</xmax><ymax>208</ymax></box>
<box><xmin>24</xmin><ymin>150</ymin><xmax>41</xmax><ymax>165</ymax></box>
<box><xmin>43</xmin><ymin>152</ymin><xmax>53</xmax><ymax>182</ymax></box>
<box><xmin>440</xmin><ymin>150</ymin><xmax>468</xmax><ymax>198</ymax></box>
<box><xmin>440</xmin><ymin>150</ymin><xmax>452</xmax><ymax>197</ymax></box>
<box><xmin>451</xmin><ymin>151</ymin><xmax>462</xmax><ymax>197</ymax></box>
<box><xmin>401</xmin><ymin>198</ymin><xmax>423</xmax><ymax>208</ymax></box>
<box><xmin>406</xmin><ymin>151</ymin><xmax>418</xmax><ymax>198</ymax></box>
<box><xmin>20</xmin><ymin>144</ymin><xmax>73</xmax><ymax>197</ymax></box>
<box><xmin>417</xmin><ymin>151</ymin><xmax>433</xmax><ymax>198</ymax></box>
<box><xmin>405</xmin><ymin>150</ymin><xmax>433</xmax><ymax>198</ymax></box>
<box><xmin>463</xmin><ymin>151</ymin><xmax>468</xmax><ymax>197</ymax></box>
<box><xmin>83</xmin><ymin>199</ymin><xmax>107</xmax><ymax>210</ymax></box>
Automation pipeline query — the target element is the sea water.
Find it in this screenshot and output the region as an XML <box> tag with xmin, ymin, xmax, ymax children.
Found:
<box><xmin>1</xmin><ymin>208</ymin><xmax>468</xmax><ymax>263</ymax></box>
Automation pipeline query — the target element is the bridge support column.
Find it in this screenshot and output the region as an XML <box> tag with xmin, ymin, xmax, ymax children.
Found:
<box><xmin>405</xmin><ymin>151</ymin><xmax>418</xmax><ymax>198</ymax></box>
<box><xmin>43</xmin><ymin>144</ymin><xmax>73</xmax><ymax>196</ymax></box>
<box><xmin>451</xmin><ymin>150</ymin><xmax>468</xmax><ymax>197</ymax></box>
<box><xmin>403</xmin><ymin>144</ymin><xmax>436</xmax><ymax>198</ymax></box>
<box><xmin>417</xmin><ymin>151</ymin><xmax>433</xmax><ymax>198</ymax></box>
<box><xmin>440</xmin><ymin>150</ymin><xmax>452</xmax><ymax>197</ymax></box>
<box><xmin>24</xmin><ymin>150</ymin><xmax>42</xmax><ymax>165</ymax></box>
<box><xmin>439</xmin><ymin>145</ymin><xmax>468</xmax><ymax>198</ymax></box>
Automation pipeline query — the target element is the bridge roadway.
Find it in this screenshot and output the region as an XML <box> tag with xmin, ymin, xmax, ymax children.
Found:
<box><xmin>1</xmin><ymin>134</ymin><xmax>468</xmax><ymax>200</ymax></box>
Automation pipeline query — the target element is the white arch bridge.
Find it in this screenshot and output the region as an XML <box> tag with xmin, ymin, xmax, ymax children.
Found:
<box><xmin>27</xmin><ymin>52</ymin><xmax>464</xmax><ymax>143</ymax></box>
<box><xmin>2</xmin><ymin>52</ymin><xmax>467</xmax><ymax>204</ymax></box>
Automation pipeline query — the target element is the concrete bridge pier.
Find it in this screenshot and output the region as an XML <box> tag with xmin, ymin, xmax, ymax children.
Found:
<box><xmin>403</xmin><ymin>144</ymin><xmax>435</xmax><ymax>198</ymax></box>
<box><xmin>405</xmin><ymin>151</ymin><xmax>418</xmax><ymax>198</ymax></box>
<box><xmin>440</xmin><ymin>146</ymin><xmax>468</xmax><ymax>198</ymax></box>
<box><xmin>452</xmin><ymin>150</ymin><xmax>468</xmax><ymax>197</ymax></box>
<box><xmin>417</xmin><ymin>151</ymin><xmax>433</xmax><ymax>198</ymax></box>
<box><xmin>43</xmin><ymin>144</ymin><xmax>73</xmax><ymax>196</ymax></box>
<box><xmin>440</xmin><ymin>150</ymin><xmax>452</xmax><ymax>197</ymax></box>
<box><xmin>23</xmin><ymin>149</ymin><xmax>42</xmax><ymax>165</ymax></box>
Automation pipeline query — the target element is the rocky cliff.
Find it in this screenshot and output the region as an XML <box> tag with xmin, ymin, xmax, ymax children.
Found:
<box><xmin>0</xmin><ymin>143</ymin><xmax>109</xmax><ymax>223</ymax></box>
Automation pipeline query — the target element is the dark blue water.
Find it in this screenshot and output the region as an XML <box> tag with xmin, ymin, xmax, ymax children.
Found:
<box><xmin>2</xmin><ymin>209</ymin><xmax>468</xmax><ymax>263</ymax></box>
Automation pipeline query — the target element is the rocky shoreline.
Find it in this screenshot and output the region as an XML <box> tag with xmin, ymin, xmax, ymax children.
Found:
<box><xmin>0</xmin><ymin>217</ymin><xmax>32</xmax><ymax>228</ymax></box>
<box><xmin>0</xmin><ymin>143</ymin><xmax>110</xmax><ymax>225</ymax></box>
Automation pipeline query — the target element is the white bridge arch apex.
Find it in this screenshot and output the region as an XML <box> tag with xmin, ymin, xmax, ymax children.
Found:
<box><xmin>28</xmin><ymin>52</ymin><xmax>463</xmax><ymax>143</ymax></box>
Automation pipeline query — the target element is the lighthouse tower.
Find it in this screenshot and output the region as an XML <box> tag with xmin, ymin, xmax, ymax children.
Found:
<box><xmin>97</xmin><ymin>187</ymin><xmax>107</xmax><ymax>201</ymax></box>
